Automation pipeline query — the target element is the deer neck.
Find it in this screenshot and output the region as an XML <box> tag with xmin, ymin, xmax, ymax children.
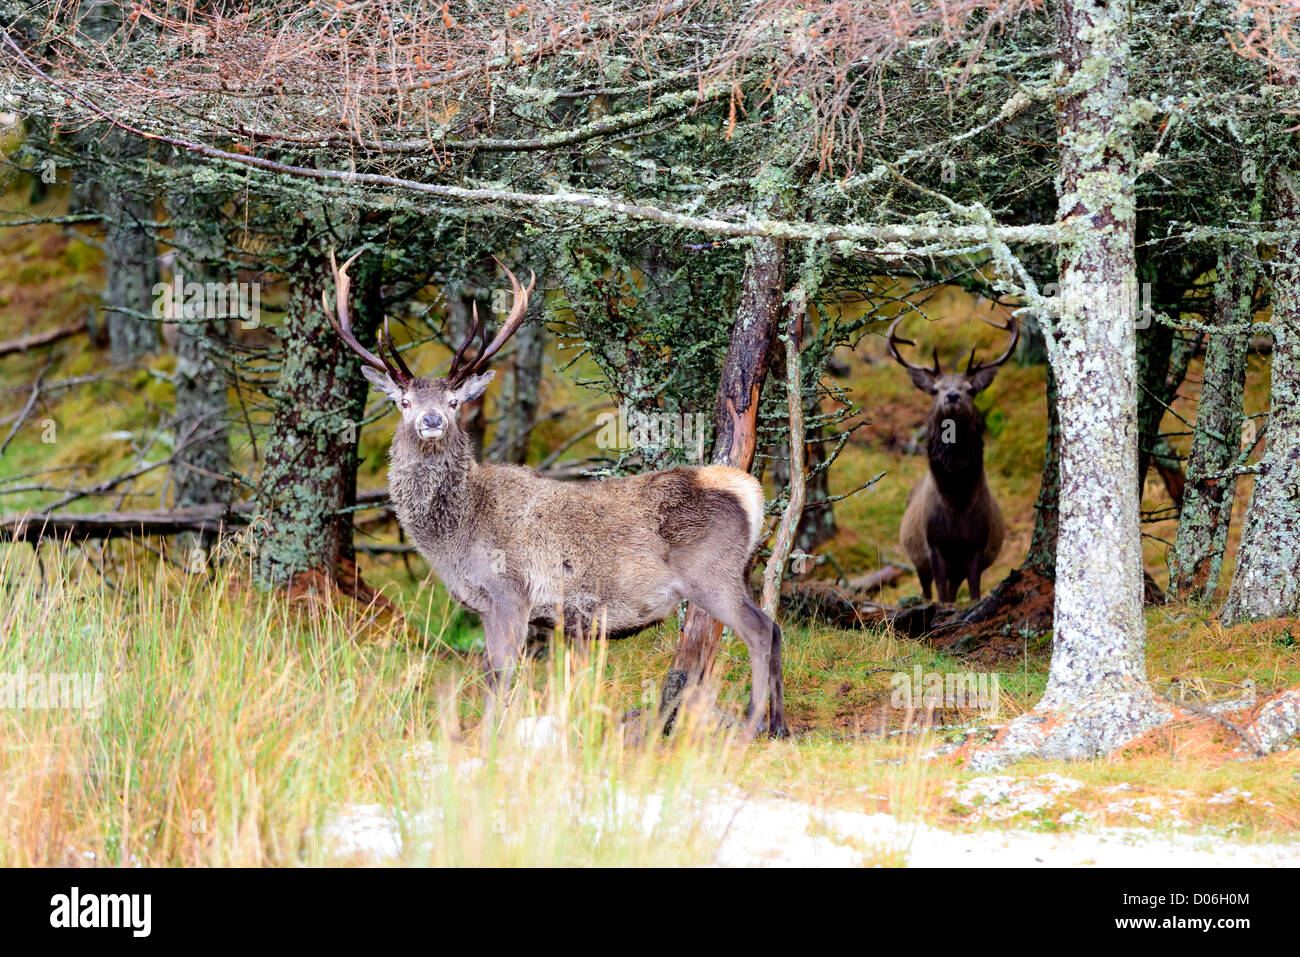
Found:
<box><xmin>926</xmin><ymin>412</ymin><xmax>985</xmax><ymax>507</ymax></box>
<box><xmin>388</xmin><ymin>428</ymin><xmax>476</xmax><ymax>539</ymax></box>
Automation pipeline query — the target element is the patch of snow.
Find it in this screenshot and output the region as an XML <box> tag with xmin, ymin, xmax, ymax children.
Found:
<box><xmin>946</xmin><ymin>773</ymin><xmax>1085</xmax><ymax>820</ymax></box>
<box><xmin>314</xmin><ymin>759</ymin><xmax>1300</xmax><ymax>867</ymax></box>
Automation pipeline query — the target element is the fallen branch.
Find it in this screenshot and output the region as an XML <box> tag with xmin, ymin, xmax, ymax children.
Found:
<box><xmin>845</xmin><ymin>564</ymin><xmax>905</xmax><ymax>593</ymax></box>
<box><xmin>0</xmin><ymin>488</ymin><xmax>394</xmax><ymax>544</ymax></box>
<box><xmin>0</xmin><ymin>320</ymin><xmax>87</xmax><ymax>358</ymax></box>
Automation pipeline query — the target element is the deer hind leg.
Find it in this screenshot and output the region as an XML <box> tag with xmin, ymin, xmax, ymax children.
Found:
<box><xmin>685</xmin><ymin>587</ymin><xmax>775</xmax><ymax>742</ymax></box>
<box><xmin>754</xmin><ymin>598</ymin><xmax>789</xmax><ymax>738</ymax></box>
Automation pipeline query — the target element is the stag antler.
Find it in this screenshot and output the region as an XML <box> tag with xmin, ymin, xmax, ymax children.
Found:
<box><xmin>324</xmin><ymin>249</ymin><xmax>414</xmax><ymax>387</ymax></box>
<box><xmin>446</xmin><ymin>257</ymin><xmax>536</xmax><ymax>387</ymax></box>
<box><xmin>966</xmin><ymin>314</ymin><xmax>1020</xmax><ymax>374</ymax></box>
<box><xmin>885</xmin><ymin>315</ymin><xmax>942</xmax><ymax>376</ymax></box>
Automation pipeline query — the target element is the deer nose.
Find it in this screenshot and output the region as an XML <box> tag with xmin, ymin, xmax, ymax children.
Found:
<box><xmin>422</xmin><ymin>412</ymin><xmax>444</xmax><ymax>430</ymax></box>
<box><xmin>945</xmin><ymin>390</ymin><xmax>961</xmax><ymax>403</ymax></box>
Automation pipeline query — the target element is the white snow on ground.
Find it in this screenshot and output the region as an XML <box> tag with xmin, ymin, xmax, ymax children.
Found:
<box><xmin>317</xmin><ymin>787</ymin><xmax>1300</xmax><ymax>867</ymax></box>
<box><xmin>316</xmin><ymin>743</ymin><xmax>1300</xmax><ymax>867</ymax></box>
<box><xmin>700</xmin><ymin>796</ymin><xmax>1300</xmax><ymax>867</ymax></box>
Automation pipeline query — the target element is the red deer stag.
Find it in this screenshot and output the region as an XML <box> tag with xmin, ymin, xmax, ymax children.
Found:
<box><xmin>326</xmin><ymin>252</ymin><xmax>787</xmax><ymax>739</ymax></box>
<box><xmin>887</xmin><ymin>313</ymin><xmax>1019</xmax><ymax>603</ymax></box>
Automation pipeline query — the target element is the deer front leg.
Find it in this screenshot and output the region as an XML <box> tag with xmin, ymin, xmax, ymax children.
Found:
<box><xmin>929</xmin><ymin>547</ymin><xmax>955</xmax><ymax>604</ymax></box>
<box><xmin>966</xmin><ymin>554</ymin><xmax>985</xmax><ymax>603</ymax></box>
<box><xmin>480</xmin><ymin>598</ymin><xmax>530</xmax><ymax>731</ymax></box>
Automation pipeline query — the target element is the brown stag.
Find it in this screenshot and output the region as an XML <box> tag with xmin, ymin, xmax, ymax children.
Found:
<box><xmin>325</xmin><ymin>251</ymin><xmax>787</xmax><ymax>738</ymax></box>
<box><xmin>888</xmin><ymin>313</ymin><xmax>1019</xmax><ymax>603</ymax></box>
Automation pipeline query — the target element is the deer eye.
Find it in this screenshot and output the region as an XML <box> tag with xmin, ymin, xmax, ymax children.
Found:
<box><xmin>448</xmin><ymin>397</ymin><xmax>459</xmax><ymax>409</ymax></box>
<box><xmin>400</xmin><ymin>397</ymin><xmax>410</xmax><ymax>409</ymax></box>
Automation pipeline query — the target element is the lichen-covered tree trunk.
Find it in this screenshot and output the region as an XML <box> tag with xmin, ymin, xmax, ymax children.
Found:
<box><xmin>103</xmin><ymin>128</ymin><xmax>160</xmax><ymax>365</ymax></box>
<box><xmin>1221</xmin><ymin>170</ymin><xmax>1300</xmax><ymax>623</ymax></box>
<box><xmin>765</xmin><ymin>356</ymin><xmax>836</xmax><ymax>554</ymax></box>
<box><xmin>974</xmin><ymin>0</ymin><xmax>1173</xmax><ymax>768</ymax></box>
<box><xmin>255</xmin><ymin>240</ymin><xmax>377</xmax><ymax>588</ymax></box>
<box><xmin>77</xmin><ymin>0</ymin><xmax>159</xmax><ymax>363</ymax></box>
<box><xmin>1167</xmin><ymin>245</ymin><xmax>1253</xmax><ymax>602</ymax></box>
<box><xmin>166</xmin><ymin>188</ymin><xmax>231</xmax><ymax>518</ymax></box>
<box><xmin>795</xmin><ymin>427</ymin><xmax>837</xmax><ymax>553</ymax></box>
<box><xmin>658</xmin><ymin>198</ymin><xmax>785</xmax><ymax>727</ymax></box>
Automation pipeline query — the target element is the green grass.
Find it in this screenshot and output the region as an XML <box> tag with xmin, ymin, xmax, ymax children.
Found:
<box><xmin>0</xmin><ymin>539</ymin><xmax>1296</xmax><ymax>866</ymax></box>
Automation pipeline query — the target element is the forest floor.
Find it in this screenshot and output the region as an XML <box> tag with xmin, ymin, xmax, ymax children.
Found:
<box><xmin>0</xmin><ymin>178</ymin><xmax>1297</xmax><ymax>866</ymax></box>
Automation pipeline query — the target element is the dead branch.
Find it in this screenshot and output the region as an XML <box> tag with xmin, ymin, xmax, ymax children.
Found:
<box><xmin>0</xmin><ymin>320</ymin><xmax>88</xmax><ymax>357</ymax></box>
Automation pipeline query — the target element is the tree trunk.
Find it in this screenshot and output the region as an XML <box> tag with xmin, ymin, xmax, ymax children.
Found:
<box><xmin>1134</xmin><ymin>263</ymin><xmax>1174</xmax><ymax>497</ymax></box>
<box><xmin>255</xmin><ymin>240</ymin><xmax>378</xmax><ymax>588</ymax></box>
<box><xmin>74</xmin><ymin>0</ymin><xmax>159</xmax><ymax>363</ymax></box>
<box><xmin>1221</xmin><ymin>170</ymin><xmax>1300</xmax><ymax>623</ymax></box>
<box><xmin>103</xmin><ymin>128</ymin><xmax>160</xmax><ymax>365</ymax></box>
<box><xmin>1167</xmin><ymin>245</ymin><xmax>1253</xmax><ymax>602</ymax></box>
<box><xmin>762</xmin><ymin>293</ymin><xmax>806</xmax><ymax>617</ymax></box>
<box><xmin>166</xmin><ymin>189</ymin><xmax>232</xmax><ymax>522</ymax></box>
<box><xmin>658</xmin><ymin>198</ymin><xmax>786</xmax><ymax>728</ymax></box>
<box><xmin>1023</xmin><ymin>360</ymin><xmax>1060</xmax><ymax>577</ymax></box>
<box><xmin>490</xmin><ymin>286</ymin><xmax>547</xmax><ymax>465</ymax></box>
<box><xmin>974</xmin><ymin>0</ymin><xmax>1173</xmax><ymax>768</ymax></box>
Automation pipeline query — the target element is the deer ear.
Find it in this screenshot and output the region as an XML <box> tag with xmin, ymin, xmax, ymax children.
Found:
<box><xmin>453</xmin><ymin>370</ymin><xmax>495</xmax><ymax>404</ymax></box>
<box><xmin>908</xmin><ymin>368</ymin><xmax>937</xmax><ymax>393</ymax></box>
<box><xmin>968</xmin><ymin>366</ymin><xmax>999</xmax><ymax>394</ymax></box>
<box><xmin>362</xmin><ymin>366</ymin><xmax>403</xmax><ymax>402</ymax></box>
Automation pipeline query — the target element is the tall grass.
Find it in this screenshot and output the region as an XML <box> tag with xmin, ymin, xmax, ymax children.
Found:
<box><xmin>0</xmin><ymin>543</ymin><xmax>744</xmax><ymax>866</ymax></box>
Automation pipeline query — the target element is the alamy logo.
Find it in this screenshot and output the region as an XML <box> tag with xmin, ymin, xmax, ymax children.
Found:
<box><xmin>152</xmin><ymin>271</ymin><xmax>261</xmax><ymax>328</ymax></box>
<box><xmin>49</xmin><ymin>887</ymin><xmax>151</xmax><ymax>937</ymax></box>
<box><xmin>595</xmin><ymin>405</ymin><xmax>709</xmax><ymax>460</ymax></box>
<box><xmin>0</xmin><ymin>670</ymin><xmax>103</xmax><ymax>717</ymax></box>
<box><xmin>890</xmin><ymin>666</ymin><xmax>999</xmax><ymax>715</ymax></box>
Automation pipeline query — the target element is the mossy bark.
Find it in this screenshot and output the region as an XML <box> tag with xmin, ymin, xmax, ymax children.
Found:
<box><xmin>974</xmin><ymin>0</ymin><xmax>1174</xmax><ymax>769</ymax></box>
<box><xmin>167</xmin><ymin>189</ymin><xmax>232</xmax><ymax>520</ymax></box>
<box><xmin>103</xmin><ymin>128</ymin><xmax>160</xmax><ymax>365</ymax></box>
<box><xmin>254</xmin><ymin>240</ymin><xmax>378</xmax><ymax>587</ymax></box>
<box><xmin>1221</xmin><ymin>170</ymin><xmax>1300</xmax><ymax>623</ymax></box>
<box><xmin>1167</xmin><ymin>245</ymin><xmax>1253</xmax><ymax>603</ymax></box>
<box><xmin>78</xmin><ymin>0</ymin><xmax>159</xmax><ymax>364</ymax></box>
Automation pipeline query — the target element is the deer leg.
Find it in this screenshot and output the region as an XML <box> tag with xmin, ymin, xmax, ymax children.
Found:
<box><xmin>684</xmin><ymin>588</ymin><xmax>772</xmax><ymax>742</ymax></box>
<box><xmin>966</xmin><ymin>556</ymin><xmax>984</xmax><ymax>603</ymax></box>
<box><xmin>930</xmin><ymin>548</ymin><xmax>954</xmax><ymax>604</ymax></box>
<box><xmin>481</xmin><ymin>599</ymin><xmax>529</xmax><ymax>729</ymax></box>
<box><xmin>918</xmin><ymin>569</ymin><xmax>933</xmax><ymax>602</ymax></box>
<box><xmin>757</xmin><ymin>600</ymin><xmax>789</xmax><ymax>738</ymax></box>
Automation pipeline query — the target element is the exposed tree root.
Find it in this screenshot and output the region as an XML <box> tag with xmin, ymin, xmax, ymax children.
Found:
<box><xmin>284</xmin><ymin>556</ymin><xmax>404</xmax><ymax>628</ymax></box>
<box><xmin>966</xmin><ymin>683</ymin><xmax>1300</xmax><ymax>771</ymax></box>
<box><xmin>1232</xmin><ymin>687</ymin><xmax>1300</xmax><ymax>756</ymax></box>
<box><xmin>930</xmin><ymin>568</ymin><xmax>1164</xmax><ymax>660</ymax></box>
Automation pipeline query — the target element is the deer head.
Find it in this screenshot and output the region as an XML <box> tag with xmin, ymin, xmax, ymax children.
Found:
<box><xmin>325</xmin><ymin>250</ymin><xmax>535</xmax><ymax>445</ymax></box>
<box><xmin>886</xmin><ymin>312</ymin><xmax>1019</xmax><ymax>430</ymax></box>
